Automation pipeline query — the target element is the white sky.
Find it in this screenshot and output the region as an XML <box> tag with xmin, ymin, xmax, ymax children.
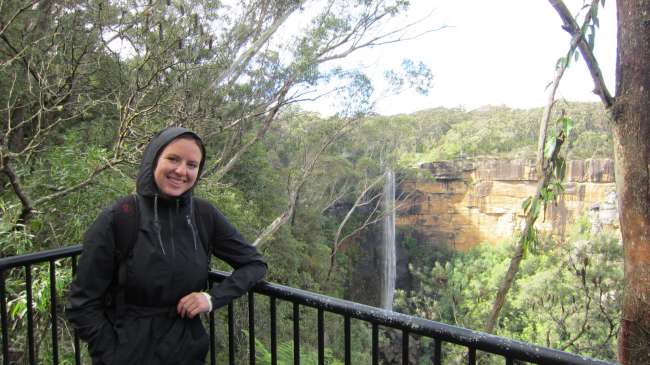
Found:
<box><xmin>300</xmin><ymin>0</ymin><xmax>617</xmax><ymax>116</ymax></box>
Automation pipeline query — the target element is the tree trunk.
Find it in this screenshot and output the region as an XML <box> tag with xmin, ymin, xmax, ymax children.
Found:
<box><xmin>614</xmin><ymin>1</ymin><xmax>650</xmax><ymax>363</ymax></box>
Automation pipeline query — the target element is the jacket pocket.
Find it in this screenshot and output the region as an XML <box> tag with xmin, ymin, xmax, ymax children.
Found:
<box><xmin>87</xmin><ymin>321</ymin><xmax>117</xmax><ymax>364</ymax></box>
<box><xmin>154</xmin><ymin>318</ymin><xmax>208</xmax><ymax>365</ymax></box>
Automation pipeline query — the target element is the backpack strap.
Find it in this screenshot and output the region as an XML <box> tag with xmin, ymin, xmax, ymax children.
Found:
<box><xmin>110</xmin><ymin>194</ymin><xmax>139</xmax><ymax>319</ymax></box>
<box><xmin>192</xmin><ymin>197</ymin><xmax>214</xmax><ymax>259</ymax></box>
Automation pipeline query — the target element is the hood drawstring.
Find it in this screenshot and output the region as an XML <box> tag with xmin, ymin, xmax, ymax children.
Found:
<box><xmin>154</xmin><ymin>194</ymin><xmax>166</xmax><ymax>256</ymax></box>
<box><xmin>187</xmin><ymin>198</ymin><xmax>198</xmax><ymax>252</ymax></box>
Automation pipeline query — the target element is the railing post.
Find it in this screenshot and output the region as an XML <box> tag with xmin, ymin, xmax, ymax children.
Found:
<box><xmin>1</xmin><ymin>270</ymin><xmax>8</xmax><ymax>365</ymax></box>
<box><xmin>208</xmin><ymin>280</ymin><xmax>216</xmax><ymax>365</ymax></box>
<box><xmin>317</xmin><ymin>308</ymin><xmax>324</xmax><ymax>365</ymax></box>
<box><xmin>402</xmin><ymin>330</ymin><xmax>409</xmax><ymax>365</ymax></box>
<box><xmin>434</xmin><ymin>339</ymin><xmax>442</xmax><ymax>365</ymax></box>
<box><xmin>248</xmin><ymin>292</ymin><xmax>255</xmax><ymax>365</ymax></box>
<box><xmin>270</xmin><ymin>297</ymin><xmax>277</xmax><ymax>365</ymax></box>
<box><xmin>372</xmin><ymin>323</ymin><xmax>379</xmax><ymax>365</ymax></box>
<box><xmin>468</xmin><ymin>347</ymin><xmax>476</xmax><ymax>365</ymax></box>
<box><xmin>344</xmin><ymin>314</ymin><xmax>350</xmax><ymax>365</ymax></box>
<box><xmin>71</xmin><ymin>256</ymin><xmax>81</xmax><ymax>365</ymax></box>
<box><xmin>49</xmin><ymin>260</ymin><xmax>59</xmax><ymax>365</ymax></box>
<box><xmin>293</xmin><ymin>302</ymin><xmax>300</xmax><ymax>365</ymax></box>
<box><xmin>25</xmin><ymin>265</ymin><xmax>35</xmax><ymax>364</ymax></box>
<box><xmin>228</xmin><ymin>302</ymin><xmax>235</xmax><ymax>365</ymax></box>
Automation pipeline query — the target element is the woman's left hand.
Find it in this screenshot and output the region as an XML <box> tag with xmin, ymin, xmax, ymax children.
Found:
<box><xmin>177</xmin><ymin>292</ymin><xmax>211</xmax><ymax>319</ymax></box>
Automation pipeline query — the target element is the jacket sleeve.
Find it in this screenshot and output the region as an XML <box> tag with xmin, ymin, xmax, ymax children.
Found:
<box><xmin>65</xmin><ymin>207</ymin><xmax>117</xmax><ymax>361</ymax></box>
<box><xmin>207</xmin><ymin>206</ymin><xmax>267</xmax><ymax>309</ymax></box>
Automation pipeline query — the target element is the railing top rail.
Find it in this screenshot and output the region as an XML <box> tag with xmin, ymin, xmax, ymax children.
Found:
<box><xmin>0</xmin><ymin>247</ymin><xmax>618</xmax><ymax>365</ymax></box>
<box><xmin>211</xmin><ymin>271</ymin><xmax>617</xmax><ymax>365</ymax></box>
<box><xmin>0</xmin><ymin>245</ymin><xmax>82</xmax><ymax>271</ymax></box>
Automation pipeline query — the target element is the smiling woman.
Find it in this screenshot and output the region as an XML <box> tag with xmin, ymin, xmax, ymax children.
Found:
<box><xmin>65</xmin><ymin>127</ymin><xmax>267</xmax><ymax>365</ymax></box>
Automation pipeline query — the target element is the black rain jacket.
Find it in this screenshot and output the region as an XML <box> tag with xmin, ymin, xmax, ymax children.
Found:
<box><xmin>66</xmin><ymin>127</ymin><xmax>267</xmax><ymax>364</ymax></box>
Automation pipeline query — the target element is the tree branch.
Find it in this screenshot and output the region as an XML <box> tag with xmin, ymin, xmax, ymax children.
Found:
<box><xmin>485</xmin><ymin>128</ymin><xmax>567</xmax><ymax>334</ymax></box>
<box><xmin>203</xmin><ymin>80</ymin><xmax>293</xmax><ymax>181</ymax></box>
<box><xmin>548</xmin><ymin>0</ymin><xmax>614</xmax><ymax>108</ymax></box>
<box><xmin>32</xmin><ymin>159</ymin><xmax>123</xmax><ymax>207</ymax></box>
<box><xmin>210</xmin><ymin>1</ymin><xmax>305</xmax><ymax>89</ymax></box>
<box><xmin>1</xmin><ymin>159</ymin><xmax>34</xmax><ymax>224</ymax></box>
<box><xmin>537</xmin><ymin>0</ymin><xmax>597</xmax><ymax>175</ymax></box>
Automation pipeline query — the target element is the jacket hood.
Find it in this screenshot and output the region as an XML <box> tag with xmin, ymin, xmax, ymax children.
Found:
<box><xmin>136</xmin><ymin>127</ymin><xmax>206</xmax><ymax>198</ymax></box>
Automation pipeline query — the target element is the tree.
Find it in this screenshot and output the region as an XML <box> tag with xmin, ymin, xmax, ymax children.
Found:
<box><xmin>548</xmin><ymin>0</ymin><xmax>650</xmax><ymax>363</ymax></box>
<box><xmin>0</xmin><ymin>0</ymin><xmax>439</xmax><ymax>253</ymax></box>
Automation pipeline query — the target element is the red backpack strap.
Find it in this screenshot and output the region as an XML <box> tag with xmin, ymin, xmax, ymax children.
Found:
<box><xmin>110</xmin><ymin>194</ymin><xmax>139</xmax><ymax>318</ymax></box>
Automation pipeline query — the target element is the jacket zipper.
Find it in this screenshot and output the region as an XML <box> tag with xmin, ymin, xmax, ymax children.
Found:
<box><xmin>169</xmin><ymin>208</ymin><xmax>176</xmax><ymax>259</ymax></box>
<box><xmin>186</xmin><ymin>215</ymin><xmax>198</xmax><ymax>252</ymax></box>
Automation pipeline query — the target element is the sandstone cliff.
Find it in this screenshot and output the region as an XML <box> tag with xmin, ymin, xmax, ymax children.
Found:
<box><xmin>396</xmin><ymin>159</ymin><xmax>618</xmax><ymax>250</ymax></box>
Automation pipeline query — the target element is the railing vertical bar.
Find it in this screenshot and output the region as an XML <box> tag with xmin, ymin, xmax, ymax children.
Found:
<box><xmin>209</xmin><ymin>309</ymin><xmax>216</xmax><ymax>365</ymax></box>
<box><xmin>209</xmin><ymin>281</ymin><xmax>216</xmax><ymax>365</ymax></box>
<box><xmin>248</xmin><ymin>292</ymin><xmax>255</xmax><ymax>365</ymax></box>
<box><xmin>434</xmin><ymin>339</ymin><xmax>442</xmax><ymax>365</ymax></box>
<box><xmin>402</xmin><ymin>330</ymin><xmax>409</xmax><ymax>365</ymax></box>
<box><xmin>71</xmin><ymin>256</ymin><xmax>81</xmax><ymax>365</ymax></box>
<box><xmin>505</xmin><ymin>357</ymin><xmax>514</xmax><ymax>365</ymax></box>
<box><xmin>372</xmin><ymin>323</ymin><xmax>378</xmax><ymax>365</ymax></box>
<box><xmin>468</xmin><ymin>347</ymin><xmax>476</xmax><ymax>365</ymax></box>
<box><xmin>270</xmin><ymin>298</ymin><xmax>277</xmax><ymax>365</ymax></box>
<box><xmin>49</xmin><ymin>260</ymin><xmax>59</xmax><ymax>365</ymax></box>
<box><xmin>293</xmin><ymin>302</ymin><xmax>300</xmax><ymax>365</ymax></box>
<box><xmin>228</xmin><ymin>302</ymin><xmax>235</xmax><ymax>365</ymax></box>
<box><xmin>344</xmin><ymin>315</ymin><xmax>351</xmax><ymax>365</ymax></box>
<box><xmin>1</xmin><ymin>270</ymin><xmax>8</xmax><ymax>365</ymax></box>
<box><xmin>26</xmin><ymin>265</ymin><xmax>36</xmax><ymax>364</ymax></box>
<box><xmin>317</xmin><ymin>308</ymin><xmax>324</xmax><ymax>365</ymax></box>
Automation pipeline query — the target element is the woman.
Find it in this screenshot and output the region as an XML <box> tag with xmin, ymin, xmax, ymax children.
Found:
<box><xmin>66</xmin><ymin>127</ymin><xmax>267</xmax><ymax>364</ymax></box>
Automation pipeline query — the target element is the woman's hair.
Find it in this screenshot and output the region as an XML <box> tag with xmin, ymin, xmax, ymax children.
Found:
<box><xmin>176</xmin><ymin>133</ymin><xmax>205</xmax><ymax>161</ymax></box>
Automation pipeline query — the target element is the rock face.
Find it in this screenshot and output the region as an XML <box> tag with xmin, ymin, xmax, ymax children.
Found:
<box><xmin>397</xmin><ymin>159</ymin><xmax>618</xmax><ymax>250</ymax></box>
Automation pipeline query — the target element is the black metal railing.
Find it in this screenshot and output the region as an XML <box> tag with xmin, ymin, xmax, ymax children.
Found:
<box><xmin>0</xmin><ymin>246</ymin><xmax>617</xmax><ymax>365</ymax></box>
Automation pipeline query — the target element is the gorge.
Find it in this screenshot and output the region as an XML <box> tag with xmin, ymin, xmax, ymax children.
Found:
<box><xmin>351</xmin><ymin>158</ymin><xmax>619</xmax><ymax>307</ymax></box>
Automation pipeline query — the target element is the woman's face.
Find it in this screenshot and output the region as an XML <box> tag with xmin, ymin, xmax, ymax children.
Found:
<box><xmin>154</xmin><ymin>137</ymin><xmax>202</xmax><ymax>198</ymax></box>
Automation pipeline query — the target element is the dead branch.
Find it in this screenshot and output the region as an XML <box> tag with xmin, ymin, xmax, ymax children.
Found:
<box><xmin>203</xmin><ymin>80</ymin><xmax>293</xmax><ymax>181</ymax></box>
<box><xmin>1</xmin><ymin>160</ymin><xmax>34</xmax><ymax>223</ymax></box>
<box><xmin>330</xmin><ymin>173</ymin><xmax>386</xmax><ymax>255</ymax></box>
<box><xmin>252</xmin><ymin>116</ymin><xmax>359</xmax><ymax>247</ymax></box>
<box><xmin>211</xmin><ymin>1</ymin><xmax>305</xmax><ymax>89</ymax></box>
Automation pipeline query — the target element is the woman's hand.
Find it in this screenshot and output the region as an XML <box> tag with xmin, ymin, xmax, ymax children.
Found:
<box><xmin>177</xmin><ymin>292</ymin><xmax>211</xmax><ymax>319</ymax></box>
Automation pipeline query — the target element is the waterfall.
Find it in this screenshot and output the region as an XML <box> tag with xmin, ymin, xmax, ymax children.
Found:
<box><xmin>381</xmin><ymin>169</ymin><xmax>396</xmax><ymax>310</ymax></box>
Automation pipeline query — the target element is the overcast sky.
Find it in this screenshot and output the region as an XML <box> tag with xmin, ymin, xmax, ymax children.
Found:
<box><xmin>300</xmin><ymin>0</ymin><xmax>617</xmax><ymax>116</ymax></box>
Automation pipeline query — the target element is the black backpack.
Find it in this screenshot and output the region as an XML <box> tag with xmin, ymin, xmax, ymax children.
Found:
<box><xmin>108</xmin><ymin>194</ymin><xmax>215</xmax><ymax>315</ymax></box>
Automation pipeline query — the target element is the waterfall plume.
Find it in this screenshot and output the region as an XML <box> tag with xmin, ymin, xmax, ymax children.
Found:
<box><xmin>381</xmin><ymin>169</ymin><xmax>396</xmax><ymax>310</ymax></box>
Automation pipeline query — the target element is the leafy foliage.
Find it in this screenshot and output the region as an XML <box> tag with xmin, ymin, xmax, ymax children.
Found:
<box><xmin>395</xmin><ymin>220</ymin><xmax>622</xmax><ymax>363</ymax></box>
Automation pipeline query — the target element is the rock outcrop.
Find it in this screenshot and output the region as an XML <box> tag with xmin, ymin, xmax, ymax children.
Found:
<box><xmin>397</xmin><ymin>158</ymin><xmax>618</xmax><ymax>250</ymax></box>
